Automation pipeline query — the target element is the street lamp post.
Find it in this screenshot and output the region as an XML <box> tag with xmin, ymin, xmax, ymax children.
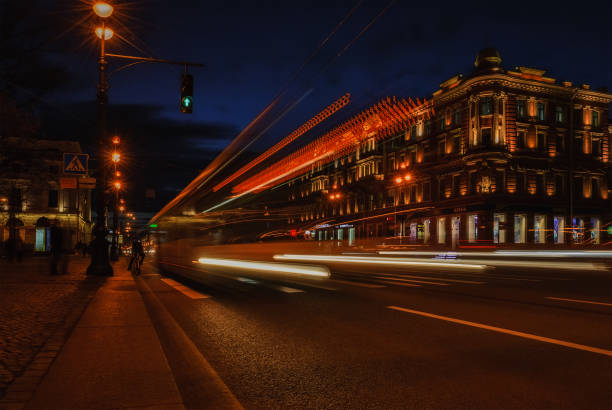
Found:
<box><xmin>394</xmin><ymin>173</ymin><xmax>412</xmax><ymax>244</ymax></box>
<box><xmin>110</xmin><ymin>145</ymin><xmax>120</xmax><ymax>261</ymax></box>
<box><xmin>87</xmin><ymin>2</ymin><xmax>114</xmax><ymax>276</ymax></box>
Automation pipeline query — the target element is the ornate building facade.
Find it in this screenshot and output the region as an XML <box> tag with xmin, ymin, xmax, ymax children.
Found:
<box><xmin>0</xmin><ymin>137</ymin><xmax>93</xmax><ymax>254</ymax></box>
<box><xmin>284</xmin><ymin>49</ymin><xmax>611</xmax><ymax>248</ymax></box>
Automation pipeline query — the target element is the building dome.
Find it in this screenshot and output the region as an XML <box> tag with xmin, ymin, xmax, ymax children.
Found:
<box><xmin>474</xmin><ymin>48</ymin><xmax>502</xmax><ymax>72</ymax></box>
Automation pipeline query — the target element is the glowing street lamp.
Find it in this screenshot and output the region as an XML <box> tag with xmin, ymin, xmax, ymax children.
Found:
<box><xmin>95</xmin><ymin>27</ymin><xmax>114</xmax><ymax>40</ymax></box>
<box><xmin>119</xmin><ymin>205</ymin><xmax>125</xmax><ymax>212</ymax></box>
<box><xmin>395</xmin><ymin>177</ymin><xmax>402</xmax><ymax>184</ymax></box>
<box><xmin>404</xmin><ymin>174</ymin><xmax>412</xmax><ymax>181</ymax></box>
<box><xmin>113</xmin><ymin>181</ymin><xmax>121</xmax><ymax>190</ymax></box>
<box><xmin>93</xmin><ymin>2</ymin><xmax>114</xmax><ymax>18</ymax></box>
<box><xmin>115</xmin><ymin>170</ymin><xmax>121</xmax><ymax>177</ymax></box>
<box><xmin>112</xmin><ymin>136</ymin><xmax>120</xmax><ymax>144</ymax></box>
<box><xmin>112</xmin><ymin>152</ymin><xmax>120</xmax><ymax>163</ymax></box>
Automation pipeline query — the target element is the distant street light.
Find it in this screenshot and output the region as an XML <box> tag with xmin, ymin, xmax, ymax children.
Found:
<box><xmin>112</xmin><ymin>152</ymin><xmax>120</xmax><ymax>163</ymax></box>
<box><xmin>112</xmin><ymin>136</ymin><xmax>120</xmax><ymax>144</ymax></box>
<box><xmin>114</xmin><ymin>181</ymin><xmax>121</xmax><ymax>190</ymax></box>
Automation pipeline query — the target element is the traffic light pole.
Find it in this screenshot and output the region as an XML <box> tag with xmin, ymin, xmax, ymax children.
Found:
<box><xmin>87</xmin><ymin>45</ymin><xmax>203</xmax><ymax>276</ymax></box>
<box><xmin>105</xmin><ymin>53</ymin><xmax>205</xmax><ymax>68</ymax></box>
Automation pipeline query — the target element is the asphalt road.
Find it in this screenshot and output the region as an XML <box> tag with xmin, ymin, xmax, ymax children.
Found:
<box><xmin>139</xmin><ymin>250</ymin><xmax>612</xmax><ymax>409</ymax></box>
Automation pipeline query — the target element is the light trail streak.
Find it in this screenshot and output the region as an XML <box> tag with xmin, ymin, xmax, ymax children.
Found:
<box><xmin>232</xmin><ymin>96</ymin><xmax>434</xmax><ymax>195</ymax></box>
<box><xmin>200</xmin><ymin>155</ymin><xmax>323</xmax><ymax>213</ymax></box>
<box><xmin>273</xmin><ymin>254</ymin><xmax>487</xmax><ymax>270</ymax></box>
<box><xmin>197</xmin><ymin>257</ymin><xmax>330</xmax><ymax>278</ymax></box>
<box><xmin>213</xmin><ymin>93</ymin><xmax>350</xmax><ymax>192</ymax></box>
<box><xmin>379</xmin><ymin>250</ymin><xmax>612</xmax><ymax>259</ymax></box>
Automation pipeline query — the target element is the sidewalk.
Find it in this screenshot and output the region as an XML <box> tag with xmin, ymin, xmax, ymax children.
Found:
<box><xmin>0</xmin><ymin>256</ymin><xmax>100</xmax><ymax>399</ymax></box>
<box><xmin>1</xmin><ymin>260</ymin><xmax>184</xmax><ymax>410</ymax></box>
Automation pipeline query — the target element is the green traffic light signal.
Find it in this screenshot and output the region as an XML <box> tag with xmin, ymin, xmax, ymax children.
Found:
<box><xmin>180</xmin><ymin>74</ymin><xmax>193</xmax><ymax>114</ymax></box>
<box><xmin>181</xmin><ymin>96</ymin><xmax>192</xmax><ymax>109</ymax></box>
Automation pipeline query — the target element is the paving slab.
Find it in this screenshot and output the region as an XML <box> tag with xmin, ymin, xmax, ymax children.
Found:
<box><xmin>26</xmin><ymin>267</ymin><xmax>184</xmax><ymax>410</ymax></box>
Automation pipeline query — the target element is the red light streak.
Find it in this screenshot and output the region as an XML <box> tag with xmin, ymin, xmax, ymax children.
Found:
<box><xmin>213</xmin><ymin>93</ymin><xmax>350</xmax><ymax>192</ymax></box>
<box><xmin>232</xmin><ymin>96</ymin><xmax>434</xmax><ymax>195</ymax></box>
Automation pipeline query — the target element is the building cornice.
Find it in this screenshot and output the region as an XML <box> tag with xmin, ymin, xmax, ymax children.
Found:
<box><xmin>433</xmin><ymin>73</ymin><xmax>612</xmax><ymax>106</ymax></box>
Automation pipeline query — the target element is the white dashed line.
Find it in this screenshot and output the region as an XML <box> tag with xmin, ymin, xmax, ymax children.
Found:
<box><xmin>388</xmin><ymin>306</ymin><xmax>612</xmax><ymax>357</ymax></box>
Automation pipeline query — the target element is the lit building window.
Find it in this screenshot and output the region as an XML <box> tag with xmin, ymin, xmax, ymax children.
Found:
<box><xmin>453</xmin><ymin>110</ymin><xmax>460</xmax><ymax>125</ymax></box>
<box><xmin>438</xmin><ymin>217</ymin><xmax>446</xmax><ymax>244</ymax></box>
<box><xmin>480</xmin><ymin>97</ymin><xmax>492</xmax><ymax>115</ymax></box>
<box><xmin>517</xmin><ymin>100</ymin><xmax>526</xmax><ymax>119</ymax></box>
<box><xmin>537</xmin><ymin>102</ymin><xmax>545</xmax><ymax>121</ymax></box>
<box><xmin>514</xmin><ymin>214</ymin><xmax>526</xmax><ymax>243</ymax></box>
<box><xmin>553</xmin><ymin>216</ymin><xmax>565</xmax><ymax>244</ymax></box>
<box><xmin>572</xmin><ymin>218</ymin><xmax>584</xmax><ymax>243</ymax></box>
<box><xmin>468</xmin><ymin>214</ymin><xmax>478</xmax><ymax>243</ymax></box>
<box><xmin>555</xmin><ymin>106</ymin><xmax>564</xmax><ymax>123</ymax></box>
<box><xmin>494</xmin><ymin>213</ymin><xmax>506</xmax><ymax>244</ymax></box>
<box><xmin>534</xmin><ymin>215</ymin><xmax>546</xmax><ymax>244</ymax></box>
<box><xmin>592</xmin><ymin>110</ymin><xmax>599</xmax><ymax>127</ymax></box>
<box><xmin>423</xmin><ymin>219</ymin><xmax>430</xmax><ymax>243</ymax></box>
<box><xmin>590</xmin><ymin>218</ymin><xmax>600</xmax><ymax>244</ymax></box>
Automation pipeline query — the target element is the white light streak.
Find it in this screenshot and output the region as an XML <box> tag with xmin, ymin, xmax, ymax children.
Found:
<box><xmin>273</xmin><ymin>254</ymin><xmax>487</xmax><ymax>270</ymax></box>
<box><xmin>379</xmin><ymin>250</ymin><xmax>612</xmax><ymax>259</ymax></box>
<box><xmin>197</xmin><ymin>257</ymin><xmax>330</xmax><ymax>278</ymax></box>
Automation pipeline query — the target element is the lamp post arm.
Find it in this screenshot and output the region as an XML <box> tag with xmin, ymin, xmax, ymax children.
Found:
<box><xmin>105</xmin><ymin>53</ymin><xmax>205</xmax><ymax>68</ymax></box>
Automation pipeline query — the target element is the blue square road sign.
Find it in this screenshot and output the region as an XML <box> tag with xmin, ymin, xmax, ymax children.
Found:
<box><xmin>63</xmin><ymin>153</ymin><xmax>89</xmax><ymax>175</ymax></box>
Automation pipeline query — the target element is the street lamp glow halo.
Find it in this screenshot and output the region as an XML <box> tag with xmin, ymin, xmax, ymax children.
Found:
<box><xmin>93</xmin><ymin>2</ymin><xmax>114</xmax><ymax>18</ymax></box>
<box><xmin>95</xmin><ymin>27</ymin><xmax>114</xmax><ymax>40</ymax></box>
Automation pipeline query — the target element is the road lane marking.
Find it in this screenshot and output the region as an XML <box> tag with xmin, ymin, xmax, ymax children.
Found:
<box><xmin>161</xmin><ymin>278</ymin><xmax>210</xmax><ymax>299</ymax></box>
<box><xmin>276</xmin><ymin>286</ymin><xmax>304</xmax><ymax>293</ymax></box>
<box><xmin>545</xmin><ymin>297</ymin><xmax>612</xmax><ymax>307</ymax></box>
<box><xmin>374</xmin><ymin>276</ymin><xmax>447</xmax><ymax>286</ymax></box>
<box><xmin>387</xmin><ymin>306</ymin><xmax>612</xmax><ymax>357</ymax></box>
<box><xmin>378</xmin><ymin>273</ymin><xmax>484</xmax><ymax>285</ymax></box>
<box><xmin>331</xmin><ymin>279</ymin><xmax>386</xmax><ymax>288</ymax></box>
<box><xmin>377</xmin><ymin>280</ymin><xmax>421</xmax><ymax>287</ymax></box>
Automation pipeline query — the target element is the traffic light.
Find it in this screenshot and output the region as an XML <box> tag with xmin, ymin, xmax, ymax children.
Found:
<box><xmin>180</xmin><ymin>74</ymin><xmax>193</xmax><ymax>113</ymax></box>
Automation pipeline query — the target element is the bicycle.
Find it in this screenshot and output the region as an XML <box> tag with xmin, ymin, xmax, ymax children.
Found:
<box><xmin>131</xmin><ymin>254</ymin><xmax>143</xmax><ymax>276</ymax></box>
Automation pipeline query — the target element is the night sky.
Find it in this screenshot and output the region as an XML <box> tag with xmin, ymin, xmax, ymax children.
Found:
<box><xmin>24</xmin><ymin>0</ymin><xmax>612</xmax><ymax>210</ymax></box>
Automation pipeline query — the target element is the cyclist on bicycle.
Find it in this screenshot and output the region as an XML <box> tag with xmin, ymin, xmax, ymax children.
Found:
<box><xmin>127</xmin><ymin>237</ymin><xmax>145</xmax><ymax>273</ymax></box>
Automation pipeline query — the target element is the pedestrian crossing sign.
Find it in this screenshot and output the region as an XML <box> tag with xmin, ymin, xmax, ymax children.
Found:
<box><xmin>63</xmin><ymin>153</ymin><xmax>89</xmax><ymax>175</ymax></box>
